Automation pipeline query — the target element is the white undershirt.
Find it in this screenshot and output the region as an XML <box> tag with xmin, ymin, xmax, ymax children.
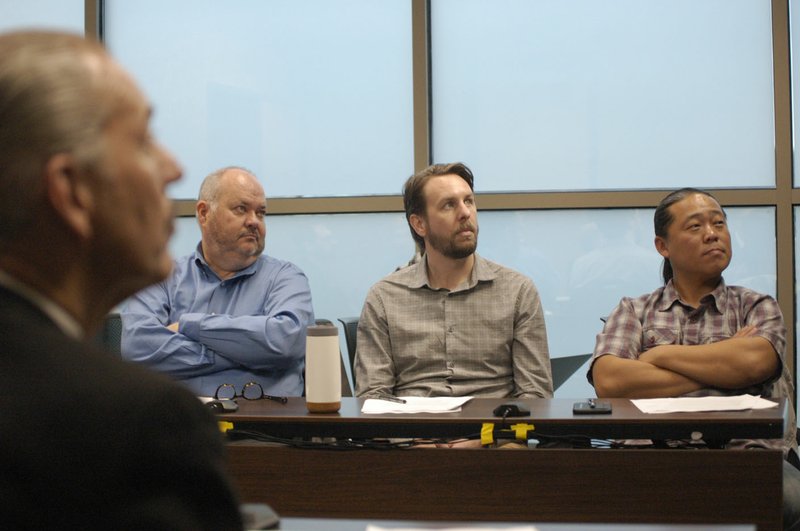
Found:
<box><xmin>0</xmin><ymin>268</ymin><xmax>83</xmax><ymax>339</ymax></box>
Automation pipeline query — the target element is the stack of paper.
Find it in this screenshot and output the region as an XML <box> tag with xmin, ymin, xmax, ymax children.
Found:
<box><xmin>361</xmin><ymin>396</ymin><xmax>473</xmax><ymax>414</ymax></box>
<box><xmin>367</xmin><ymin>526</ymin><xmax>538</xmax><ymax>531</ymax></box>
<box><xmin>632</xmin><ymin>394</ymin><xmax>778</xmax><ymax>414</ymax></box>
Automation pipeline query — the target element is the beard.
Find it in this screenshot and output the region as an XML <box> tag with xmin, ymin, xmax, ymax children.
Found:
<box><xmin>427</xmin><ymin>223</ymin><xmax>478</xmax><ymax>259</ymax></box>
<box><xmin>206</xmin><ymin>223</ymin><xmax>265</xmax><ymax>270</ymax></box>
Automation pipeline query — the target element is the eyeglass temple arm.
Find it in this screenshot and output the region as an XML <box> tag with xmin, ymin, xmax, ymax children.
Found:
<box><xmin>264</xmin><ymin>394</ymin><xmax>288</xmax><ymax>404</ymax></box>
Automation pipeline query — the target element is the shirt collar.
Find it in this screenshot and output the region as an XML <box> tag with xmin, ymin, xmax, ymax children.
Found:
<box><xmin>407</xmin><ymin>253</ymin><xmax>496</xmax><ymax>291</ymax></box>
<box><xmin>0</xmin><ymin>268</ymin><xmax>83</xmax><ymax>339</ymax></box>
<box><xmin>192</xmin><ymin>243</ymin><xmax>261</xmax><ymax>280</ymax></box>
<box><xmin>659</xmin><ymin>277</ymin><xmax>726</xmax><ymax>312</ymax></box>
<box><xmin>704</xmin><ymin>279</ymin><xmax>727</xmax><ymax>312</ymax></box>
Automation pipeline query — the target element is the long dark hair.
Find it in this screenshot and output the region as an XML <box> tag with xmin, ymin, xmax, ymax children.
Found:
<box><xmin>654</xmin><ymin>187</ymin><xmax>721</xmax><ymax>285</ymax></box>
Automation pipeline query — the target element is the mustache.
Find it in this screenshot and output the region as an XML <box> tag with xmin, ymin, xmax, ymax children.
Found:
<box><xmin>456</xmin><ymin>223</ymin><xmax>476</xmax><ymax>233</ymax></box>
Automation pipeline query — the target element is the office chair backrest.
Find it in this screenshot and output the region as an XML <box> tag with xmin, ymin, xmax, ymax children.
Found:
<box><xmin>550</xmin><ymin>353</ymin><xmax>593</xmax><ymax>391</ymax></box>
<box><xmin>337</xmin><ymin>317</ymin><xmax>359</xmax><ymax>388</ymax></box>
<box><xmin>93</xmin><ymin>312</ymin><xmax>122</xmax><ymax>355</ymax></box>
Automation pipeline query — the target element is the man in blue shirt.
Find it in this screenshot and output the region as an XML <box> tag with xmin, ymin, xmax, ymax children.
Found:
<box><xmin>122</xmin><ymin>166</ymin><xmax>314</xmax><ymax>397</ymax></box>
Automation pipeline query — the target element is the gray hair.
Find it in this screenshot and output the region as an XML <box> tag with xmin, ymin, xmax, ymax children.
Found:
<box><xmin>198</xmin><ymin>166</ymin><xmax>257</xmax><ymax>204</ymax></box>
<box><xmin>0</xmin><ymin>31</ymin><xmax>122</xmax><ymax>244</ymax></box>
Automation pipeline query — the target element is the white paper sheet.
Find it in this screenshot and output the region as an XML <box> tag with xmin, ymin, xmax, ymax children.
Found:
<box><xmin>632</xmin><ymin>394</ymin><xmax>778</xmax><ymax>414</ymax></box>
<box><xmin>361</xmin><ymin>396</ymin><xmax>473</xmax><ymax>414</ymax></box>
<box><xmin>367</xmin><ymin>526</ymin><xmax>538</xmax><ymax>531</ymax></box>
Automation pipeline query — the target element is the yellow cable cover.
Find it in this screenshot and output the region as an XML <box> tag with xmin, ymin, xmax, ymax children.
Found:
<box><xmin>481</xmin><ymin>423</ymin><xmax>494</xmax><ymax>446</ymax></box>
<box><xmin>511</xmin><ymin>423</ymin><xmax>534</xmax><ymax>440</ymax></box>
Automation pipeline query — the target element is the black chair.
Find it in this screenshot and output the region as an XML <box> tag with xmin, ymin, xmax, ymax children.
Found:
<box><xmin>337</xmin><ymin>316</ymin><xmax>359</xmax><ymax>389</ymax></box>
<box><xmin>550</xmin><ymin>353</ymin><xmax>593</xmax><ymax>391</ymax></box>
<box><xmin>93</xmin><ymin>312</ymin><xmax>122</xmax><ymax>355</ymax></box>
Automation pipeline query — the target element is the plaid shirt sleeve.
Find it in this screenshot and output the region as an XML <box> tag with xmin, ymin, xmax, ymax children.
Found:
<box><xmin>741</xmin><ymin>291</ymin><xmax>786</xmax><ymax>363</ymax></box>
<box><xmin>509</xmin><ymin>278</ymin><xmax>553</xmax><ymax>398</ymax></box>
<box><xmin>587</xmin><ymin>296</ymin><xmax>644</xmax><ymax>385</ymax></box>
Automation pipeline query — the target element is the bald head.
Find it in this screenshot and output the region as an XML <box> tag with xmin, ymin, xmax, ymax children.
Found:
<box><xmin>199</xmin><ymin>166</ymin><xmax>261</xmax><ymax>204</ymax></box>
<box><xmin>196</xmin><ymin>167</ymin><xmax>267</xmax><ymax>279</ymax></box>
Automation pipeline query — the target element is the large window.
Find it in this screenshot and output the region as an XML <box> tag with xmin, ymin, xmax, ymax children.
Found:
<box><xmin>104</xmin><ymin>0</ymin><xmax>414</xmax><ymax>199</ymax></box>
<box><xmin>791</xmin><ymin>0</ymin><xmax>800</xmax><ymax>187</ymax></box>
<box><xmin>0</xmin><ymin>0</ymin><xmax>84</xmax><ymax>33</ymax></box>
<box><xmin>171</xmin><ymin>207</ymin><xmax>775</xmax><ymax>396</ymax></box>
<box><xmin>431</xmin><ymin>0</ymin><xmax>775</xmax><ymax>191</ymax></box>
<box><xmin>12</xmin><ymin>1</ymin><xmax>792</xmax><ymax>401</ymax></box>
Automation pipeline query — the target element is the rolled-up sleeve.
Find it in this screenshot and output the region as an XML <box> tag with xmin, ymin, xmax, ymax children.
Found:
<box><xmin>588</xmin><ymin>297</ymin><xmax>643</xmax><ymax>385</ymax></box>
<box><xmin>354</xmin><ymin>286</ymin><xmax>396</xmax><ymax>397</ymax></box>
<box><xmin>511</xmin><ymin>279</ymin><xmax>553</xmax><ymax>398</ymax></box>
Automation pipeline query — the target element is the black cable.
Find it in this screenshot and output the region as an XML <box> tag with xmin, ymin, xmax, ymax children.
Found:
<box><xmin>229</xmin><ymin>428</ymin><xmax>685</xmax><ymax>451</ymax></box>
<box><xmin>226</xmin><ymin>430</ymin><xmax>456</xmax><ymax>450</ymax></box>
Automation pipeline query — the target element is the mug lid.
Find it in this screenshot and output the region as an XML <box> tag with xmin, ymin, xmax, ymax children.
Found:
<box><xmin>307</xmin><ymin>324</ymin><xmax>338</xmax><ymax>337</ymax></box>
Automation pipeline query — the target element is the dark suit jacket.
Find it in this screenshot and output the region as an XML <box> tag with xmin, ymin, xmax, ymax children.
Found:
<box><xmin>0</xmin><ymin>286</ymin><xmax>243</xmax><ymax>530</ymax></box>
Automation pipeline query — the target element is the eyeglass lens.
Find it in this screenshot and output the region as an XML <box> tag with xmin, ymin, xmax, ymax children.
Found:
<box><xmin>214</xmin><ymin>382</ymin><xmax>288</xmax><ymax>404</ymax></box>
<box><xmin>215</xmin><ymin>383</ymin><xmax>236</xmax><ymax>400</ymax></box>
<box><xmin>242</xmin><ymin>382</ymin><xmax>265</xmax><ymax>400</ymax></box>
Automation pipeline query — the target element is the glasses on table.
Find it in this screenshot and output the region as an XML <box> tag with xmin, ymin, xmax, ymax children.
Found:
<box><xmin>214</xmin><ymin>382</ymin><xmax>288</xmax><ymax>404</ymax></box>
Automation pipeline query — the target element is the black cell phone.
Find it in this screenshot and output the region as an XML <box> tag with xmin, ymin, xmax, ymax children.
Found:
<box><xmin>573</xmin><ymin>400</ymin><xmax>612</xmax><ymax>415</ymax></box>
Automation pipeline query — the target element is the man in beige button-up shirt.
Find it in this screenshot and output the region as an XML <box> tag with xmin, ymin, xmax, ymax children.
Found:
<box><xmin>354</xmin><ymin>162</ymin><xmax>553</xmax><ymax>399</ymax></box>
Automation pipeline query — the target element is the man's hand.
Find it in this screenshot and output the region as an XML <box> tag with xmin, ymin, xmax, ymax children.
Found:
<box><xmin>167</xmin><ymin>322</ymin><xmax>179</xmax><ymax>333</ymax></box>
<box><xmin>592</xmin><ymin>354</ymin><xmax>704</xmax><ymax>398</ymax></box>
<box><xmin>733</xmin><ymin>325</ymin><xmax>758</xmax><ymax>338</ymax></box>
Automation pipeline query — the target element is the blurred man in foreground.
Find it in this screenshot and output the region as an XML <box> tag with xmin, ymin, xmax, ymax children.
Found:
<box><xmin>0</xmin><ymin>30</ymin><xmax>242</xmax><ymax>529</ymax></box>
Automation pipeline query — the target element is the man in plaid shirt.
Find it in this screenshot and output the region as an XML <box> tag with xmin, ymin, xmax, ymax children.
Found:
<box><xmin>589</xmin><ymin>187</ymin><xmax>799</xmax><ymax>530</ymax></box>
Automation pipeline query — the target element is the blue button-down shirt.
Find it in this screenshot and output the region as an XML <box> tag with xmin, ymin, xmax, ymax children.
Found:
<box><xmin>121</xmin><ymin>246</ymin><xmax>314</xmax><ymax>397</ymax></box>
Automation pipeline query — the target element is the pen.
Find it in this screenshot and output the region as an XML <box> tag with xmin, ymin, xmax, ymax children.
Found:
<box><xmin>377</xmin><ymin>394</ymin><xmax>407</xmax><ymax>404</ymax></box>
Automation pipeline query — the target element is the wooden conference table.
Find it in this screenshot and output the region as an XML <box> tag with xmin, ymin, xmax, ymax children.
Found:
<box><xmin>278</xmin><ymin>519</ymin><xmax>756</xmax><ymax>531</ymax></box>
<box><xmin>221</xmin><ymin>397</ymin><xmax>788</xmax><ymax>531</ymax></box>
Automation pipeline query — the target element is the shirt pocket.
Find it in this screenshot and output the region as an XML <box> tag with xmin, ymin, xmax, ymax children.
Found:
<box><xmin>642</xmin><ymin>327</ymin><xmax>679</xmax><ymax>350</ymax></box>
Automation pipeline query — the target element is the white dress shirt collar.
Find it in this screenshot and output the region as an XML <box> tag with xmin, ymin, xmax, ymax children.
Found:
<box><xmin>0</xmin><ymin>268</ymin><xmax>83</xmax><ymax>339</ymax></box>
